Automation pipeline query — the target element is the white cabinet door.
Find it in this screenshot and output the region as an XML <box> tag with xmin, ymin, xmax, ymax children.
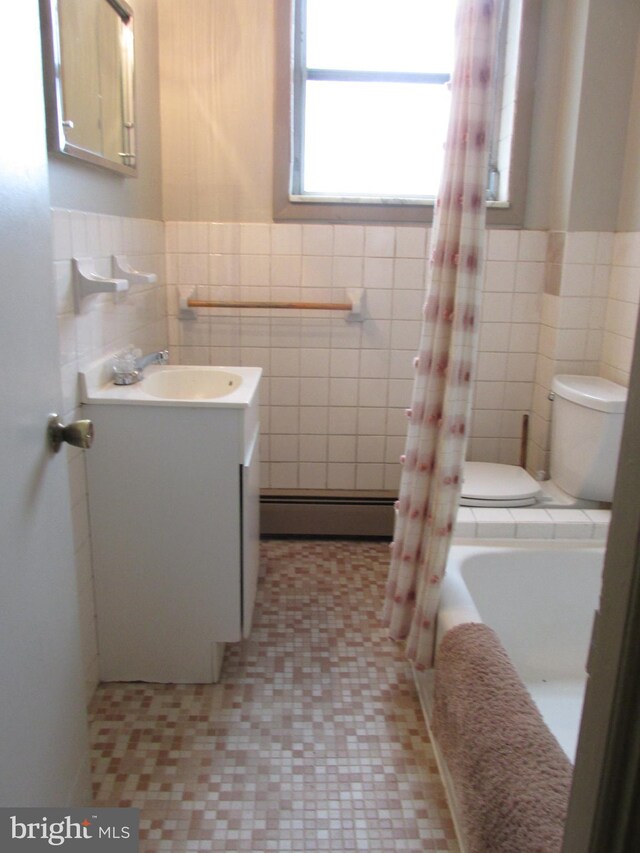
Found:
<box><xmin>87</xmin><ymin>403</ymin><xmax>260</xmax><ymax>682</ymax></box>
<box><xmin>242</xmin><ymin>426</ymin><xmax>260</xmax><ymax>637</ymax></box>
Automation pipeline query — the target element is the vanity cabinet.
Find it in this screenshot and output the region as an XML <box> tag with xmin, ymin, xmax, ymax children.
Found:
<box><xmin>83</xmin><ymin>379</ymin><xmax>260</xmax><ymax>683</ymax></box>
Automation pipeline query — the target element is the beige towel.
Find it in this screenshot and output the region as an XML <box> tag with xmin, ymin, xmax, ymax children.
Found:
<box><xmin>432</xmin><ymin>622</ymin><xmax>573</xmax><ymax>853</ymax></box>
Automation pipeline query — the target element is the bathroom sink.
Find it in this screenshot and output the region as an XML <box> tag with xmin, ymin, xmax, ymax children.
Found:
<box><xmin>143</xmin><ymin>367</ymin><xmax>242</xmax><ymax>400</ymax></box>
<box><xmin>80</xmin><ymin>361</ymin><xmax>261</xmax><ymax>408</ymax></box>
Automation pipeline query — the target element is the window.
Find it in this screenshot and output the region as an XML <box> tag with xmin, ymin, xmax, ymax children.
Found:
<box><xmin>294</xmin><ymin>0</ymin><xmax>456</xmax><ymax>200</ymax></box>
<box><xmin>274</xmin><ymin>0</ymin><xmax>538</xmax><ymax>225</ymax></box>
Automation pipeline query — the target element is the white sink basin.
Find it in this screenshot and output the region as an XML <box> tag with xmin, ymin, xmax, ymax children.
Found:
<box><xmin>143</xmin><ymin>367</ymin><xmax>242</xmax><ymax>400</ymax></box>
<box><xmin>80</xmin><ymin>361</ymin><xmax>261</xmax><ymax>409</ymax></box>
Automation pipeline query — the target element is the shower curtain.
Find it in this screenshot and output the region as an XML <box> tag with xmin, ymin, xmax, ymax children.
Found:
<box><xmin>384</xmin><ymin>0</ymin><xmax>501</xmax><ymax>669</ymax></box>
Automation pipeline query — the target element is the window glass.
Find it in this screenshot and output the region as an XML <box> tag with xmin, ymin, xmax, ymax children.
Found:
<box><xmin>303</xmin><ymin>81</ymin><xmax>450</xmax><ymax>197</ymax></box>
<box><xmin>305</xmin><ymin>0</ymin><xmax>455</xmax><ymax>75</ymax></box>
<box><xmin>296</xmin><ymin>0</ymin><xmax>458</xmax><ymax>199</ymax></box>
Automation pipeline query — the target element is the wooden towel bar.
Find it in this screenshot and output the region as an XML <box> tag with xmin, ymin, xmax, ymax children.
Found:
<box><xmin>178</xmin><ymin>287</ymin><xmax>365</xmax><ymax>321</ymax></box>
<box><xmin>187</xmin><ymin>298</ymin><xmax>352</xmax><ymax>311</ymax></box>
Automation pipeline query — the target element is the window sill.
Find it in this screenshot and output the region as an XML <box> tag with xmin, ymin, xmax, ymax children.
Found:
<box><xmin>273</xmin><ymin>191</ymin><xmax>513</xmax><ymax>225</ymax></box>
<box><xmin>289</xmin><ymin>193</ymin><xmax>511</xmax><ymax>209</ymax></box>
<box><xmin>290</xmin><ymin>194</ymin><xmax>437</xmax><ymax>207</ymax></box>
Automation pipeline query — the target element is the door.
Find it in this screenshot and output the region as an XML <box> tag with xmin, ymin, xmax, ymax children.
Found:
<box><xmin>0</xmin><ymin>0</ymin><xmax>90</xmax><ymax>805</ymax></box>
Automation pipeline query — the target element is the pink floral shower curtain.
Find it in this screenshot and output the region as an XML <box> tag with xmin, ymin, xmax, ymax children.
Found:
<box><xmin>384</xmin><ymin>0</ymin><xmax>501</xmax><ymax>669</ymax></box>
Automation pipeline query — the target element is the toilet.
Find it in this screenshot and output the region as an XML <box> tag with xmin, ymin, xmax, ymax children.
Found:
<box><xmin>461</xmin><ymin>375</ymin><xmax>628</xmax><ymax>509</ymax></box>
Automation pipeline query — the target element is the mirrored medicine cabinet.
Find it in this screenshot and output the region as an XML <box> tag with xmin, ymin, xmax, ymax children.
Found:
<box><xmin>40</xmin><ymin>0</ymin><xmax>137</xmax><ymax>176</ymax></box>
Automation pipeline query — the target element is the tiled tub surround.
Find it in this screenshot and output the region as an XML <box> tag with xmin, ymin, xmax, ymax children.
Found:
<box><xmin>52</xmin><ymin>208</ymin><xmax>167</xmax><ymax>700</ymax></box>
<box><xmin>454</xmin><ymin>507</ymin><xmax>610</xmax><ymax>541</ymax></box>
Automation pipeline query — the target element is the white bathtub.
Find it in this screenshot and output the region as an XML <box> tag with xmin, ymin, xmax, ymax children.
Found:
<box><xmin>435</xmin><ymin>541</ymin><xmax>605</xmax><ymax>761</ymax></box>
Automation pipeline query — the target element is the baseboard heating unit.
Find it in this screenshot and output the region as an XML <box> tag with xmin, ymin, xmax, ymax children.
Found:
<box><xmin>260</xmin><ymin>490</ymin><xmax>396</xmax><ymax>538</ymax></box>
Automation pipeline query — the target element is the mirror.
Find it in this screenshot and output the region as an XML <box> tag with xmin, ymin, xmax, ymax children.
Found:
<box><xmin>41</xmin><ymin>0</ymin><xmax>136</xmax><ymax>175</ymax></box>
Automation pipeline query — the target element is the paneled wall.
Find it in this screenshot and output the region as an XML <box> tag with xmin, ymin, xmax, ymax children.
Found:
<box><xmin>158</xmin><ymin>0</ymin><xmax>274</xmax><ymax>222</ymax></box>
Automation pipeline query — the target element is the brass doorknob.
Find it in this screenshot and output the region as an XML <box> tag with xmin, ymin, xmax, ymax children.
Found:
<box><xmin>47</xmin><ymin>414</ymin><xmax>94</xmax><ymax>454</ymax></box>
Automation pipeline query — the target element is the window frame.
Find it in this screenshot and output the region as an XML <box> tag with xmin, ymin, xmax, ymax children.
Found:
<box><xmin>273</xmin><ymin>0</ymin><xmax>541</xmax><ymax>226</ymax></box>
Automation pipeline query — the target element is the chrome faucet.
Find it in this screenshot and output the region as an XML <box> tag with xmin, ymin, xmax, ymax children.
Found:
<box><xmin>113</xmin><ymin>348</ymin><xmax>169</xmax><ymax>385</ymax></box>
<box><xmin>136</xmin><ymin>349</ymin><xmax>169</xmax><ymax>372</ymax></box>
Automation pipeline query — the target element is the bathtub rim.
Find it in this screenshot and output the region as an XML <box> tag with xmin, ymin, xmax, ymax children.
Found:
<box><xmin>436</xmin><ymin>537</ymin><xmax>605</xmax><ymax>652</ymax></box>
<box><xmin>415</xmin><ymin>537</ymin><xmax>605</xmax><ymax>853</ymax></box>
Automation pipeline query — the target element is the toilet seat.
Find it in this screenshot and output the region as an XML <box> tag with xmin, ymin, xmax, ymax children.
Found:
<box><xmin>460</xmin><ymin>461</ymin><xmax>542</xmax><ymax>507</ymax></box>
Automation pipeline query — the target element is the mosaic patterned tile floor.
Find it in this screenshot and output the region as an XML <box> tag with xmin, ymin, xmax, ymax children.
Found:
<box><xmin>89</xmin><ymin>539</ymin><xmax>459</xmax><ymax>852</ymax></box>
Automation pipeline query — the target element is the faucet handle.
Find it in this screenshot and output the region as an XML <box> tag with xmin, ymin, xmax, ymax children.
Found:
<box><xmin>112</xmin><ymin>347</ymin><xmax>139</xmax><ymax>385</ymax></box>
<box><xmin>112</xmin><ymin>347</ymin><xmax>169</xmax><ymax>384</ymax></box>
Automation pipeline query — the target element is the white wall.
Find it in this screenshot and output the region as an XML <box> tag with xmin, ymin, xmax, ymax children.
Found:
<box><xmin>568</xmin><ymin>0</ymin><xmax>640</xmax><ymax>231</ymax></box>
<box><xmin>618</xmin><ymin>27</ymin><xmax>640</xmax><ymax>232</ymax></box>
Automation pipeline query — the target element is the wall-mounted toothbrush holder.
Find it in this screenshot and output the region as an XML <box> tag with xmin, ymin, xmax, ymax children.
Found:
<box><xmin>178</xmin><ymin>286</ymin><xmax>366</xmax><ymax>322</ymax></box>
<box><xmin>111</xmin><ymin>255</ymin><xmax>158</xmax><ymax>286</ymax></box>
<box><xmin>72</xmin><ymin>258</ymin><xmax>128</xmax><ymax>313</ymax></box>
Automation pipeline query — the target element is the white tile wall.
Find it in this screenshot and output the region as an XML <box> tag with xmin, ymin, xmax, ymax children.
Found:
<box><xmin>528</xmin><ymin>230</ymin><xmax>625</xmax><ymax>476</ymax></box>
<box><xmin>53</xmin><ymin>209</ymin><xmax>167</xmax><ymax>419</ymax></box>
<box><xmin>167</xmin><ymin>224</ymin><xmax>552</xmax><ymax>488</ymax></box>
<box><xmin>601</xmin><ymin>232</ymin><xmax>640</xmax><ymax>386</ymax></box>
<box><xmin>52</xmin><ymin>208</ymin><xmax>167</xmax><ymax>702</ymax></box>
<box><xmin>167</xmin><ymin>221</ymin><xmax>636</xmax><ymax>487</ymax></box>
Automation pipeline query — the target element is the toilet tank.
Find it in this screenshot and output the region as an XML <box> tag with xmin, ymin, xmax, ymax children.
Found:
<box><xmin>550</xmin><ymin>375</ymin><xmax>627</xmax><ymax>501</ymax></box>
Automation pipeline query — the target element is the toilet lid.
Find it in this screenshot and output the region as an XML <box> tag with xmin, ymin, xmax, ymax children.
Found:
<box><xmin>461</xmin><ymin>462</ymin><xmax>542</xmax><ymax>503</ymax></box>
